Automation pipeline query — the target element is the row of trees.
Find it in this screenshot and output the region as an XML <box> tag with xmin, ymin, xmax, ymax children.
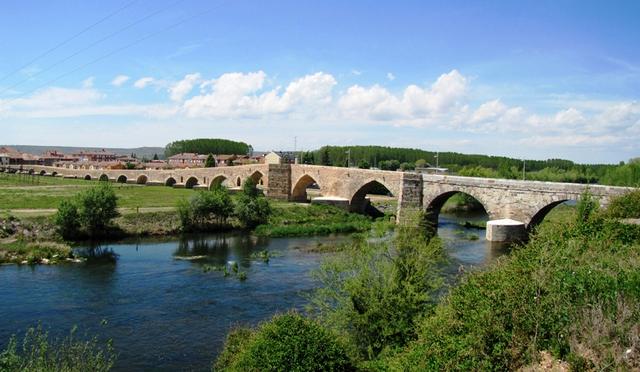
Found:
<box><xmin>299</xmin><ymin>145</ymin><xmax>639</xmax><ymax>186</ymax></box>
<box><xmin>164</xmin><ymin>138</ymin><xmax>252</xmax><ymax>158</ymax></box>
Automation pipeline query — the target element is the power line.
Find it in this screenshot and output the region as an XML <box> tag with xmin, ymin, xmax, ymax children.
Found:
<box><xmin>0</xmin><ymin>0</ymin><xmax>138</xmax><ymax>85</ymax></box>
<box><xmin>2</xmin><ymin>0</ymin><xmax>229</xmax><ymax>105</ymax></box>
<box><xmin>0</xmin><ymin>0</ymin><xmax>186</xmax><ymax>96</ymax></box>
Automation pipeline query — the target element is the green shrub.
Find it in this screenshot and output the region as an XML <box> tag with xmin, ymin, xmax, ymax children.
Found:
<box><xmin>234</xmin><ymin>178</ymin><xmax>271</xmax><ymax>229</ymax></box>
<box><xmin>77</xmin><ymin>183</ymin><xmax>119</xmax><ymax>235</ymax></box>
<box><xmin>0</xmin><ymin>325</ymin><xmax>116</xmax><ymax>371</ymax></box>
<box><xmin>177</xmin><ymin>186</ymin><xmax>233</xmax><ymax>231</ymax></box>
<box><xmin>385</xmin><ymin>215</ymin><xmax>640</xmax><ymax>370</ymax></box>
<box><xmin>307</xmin><ymin>214</ymin><xmax>445</xmax><ymax>360</ymax></box>
<box><xmin>215</xmin><ymin>312</ymin><xmax>355</xmax><ymax>371</ymax></box>
<box><xmin>603</xmin><ymin>189</ymin><xmax>640</xmax><ymax>219</ymax></box>
<box><xmin>54</xmin><ymin>200</ymin><xmax>81</xmax><ymax>239</ymax></box>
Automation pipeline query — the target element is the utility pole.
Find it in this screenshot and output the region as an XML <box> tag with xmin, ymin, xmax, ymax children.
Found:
<box><xmin>522</xmin><ymin>159</ymin><xmax>526</xmax><ymax>180</ymax></box>
<box><xmin>345</xmin><ymin>149</ymin><xmax>351</xmax><ymax>168</ymax></box>
<box><xmin>435</xmin><ymin>152</ymin><xmax>439</xmax><ymax>168</ymax></box>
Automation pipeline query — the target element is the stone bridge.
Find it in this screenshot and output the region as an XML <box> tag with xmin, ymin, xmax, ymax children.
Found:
<box><xmin>4</xmin><ymin>163</ymin><xmax>633</xmax><ymax>242</ymax></box>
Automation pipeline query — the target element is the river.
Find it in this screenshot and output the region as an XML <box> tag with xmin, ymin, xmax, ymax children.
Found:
<box><xmin>0</xmin><ymin>211</ymin><xmax>507</xmax><ymax>371</ymax></box>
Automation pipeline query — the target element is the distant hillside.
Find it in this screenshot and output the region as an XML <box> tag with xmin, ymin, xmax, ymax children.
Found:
<box><xmin>4</xmin><ymin>145</ymin><xmax>166</xmax><ymax>160</ymax></box>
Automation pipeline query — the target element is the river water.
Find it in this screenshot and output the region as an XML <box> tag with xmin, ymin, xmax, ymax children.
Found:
<box><xmin>0</xmin><ymin>211</ymin><xmax>507</xmax><ymax>371</ymax></box>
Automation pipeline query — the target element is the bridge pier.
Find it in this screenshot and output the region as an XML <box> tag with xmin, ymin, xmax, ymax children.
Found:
<box><xmin>486</xmin><ymin>219</ymin><xmax>527</xmax><ymax>242</ymax></box>
<box><xmin>396</xmin><ymin>172</ymin><xmax>424</xmax><ymax>223</ymax></box>
<box><xmin>266</xmin><ymin>164</ymin><xmax>292</xmax><ymax>200</ymax></box>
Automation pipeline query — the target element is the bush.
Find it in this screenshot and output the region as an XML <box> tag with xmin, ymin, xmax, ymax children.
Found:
<box><xmin>386</xmin><ymin>214</ymin><xmax>640</xmax><ymax>370</ymax></box>
<box><xmin>215</xmin><ymin>312</ymin><xmax>355</xmax><ymax>371</ymax></box>
<box><xmin>234</xmin><ymin>178</ymin><xmax>271</xmax><ymax>229</ymax></box>
<box><xmin>0</xmin><ymin>325</ymin><xmax>116</xmax><ymax>371</ymax></box>
<box><xmin>307</xmin><ymin>213</ymin><xmax>444</xmax><ymax>360</ymax></box>
<box><xmin>54</xmin><ymin>184</ymin><xmax>119</xmax><ymax>239</ymax></box>
<box><xmin>603</xmin><ymin>189</ymin><xmax>640</xmax><ymax>219</ymax></box>
<box><xmin>77</xmin><ymin>183</ymin><xmax>119</xmax><ymax>235</ymax></box>
<box><xmin>177</xmin><ymin>186</ymin><xmax>233</xmax><ymax>231</ymax></box>
<box><xmin>54</xmin><ymin>200</ymin><xmax>81</xmax><ymax>239</ymax></box>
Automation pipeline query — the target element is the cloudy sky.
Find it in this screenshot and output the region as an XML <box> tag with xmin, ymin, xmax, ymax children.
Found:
<box><xmin>0</xmin><ymin>0</ymin><xmax>639</xmax><ymax>163</ymax></box>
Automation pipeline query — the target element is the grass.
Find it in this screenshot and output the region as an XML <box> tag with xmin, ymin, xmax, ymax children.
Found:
<box><xmin>254</xmin><ymin>203</ymin><xmax>375</xmax><ymax>237</ymax></box>
<box><xmin>0</xmin><ymin>240</ymin><xmax>74</xmax><ymax>264</ymax></box>
<box><xmin>0</xmin><ymin>173</ymin><xmax>194</xmax><ymax>210</ymax></box>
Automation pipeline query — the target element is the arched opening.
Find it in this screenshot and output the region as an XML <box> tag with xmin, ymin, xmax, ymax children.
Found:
<box><xmin>527</xmin><ymin>200</ymin><xmax>572</xmax><ymax>232</ymax></box>
<box><xmin>117</xmin><ymin>175</ymin><xmax>127</xmax><ymax>183</ymax></box>
<box><xmin>425</xmin><ymin>191</ymin><xmax>489</xmax><ymax>235</ymax></box>
<box><xmin>28</xmin><ymin>169</ymin><xmax>34</xmax><ymax>175</ymax></box>
<box><xmin>136</xmin><ymin>175</ymin><xmax>148</xmax><ymax>185</ymax></box>
<box><xmin>99</xmin><ymin>174</ymin><xmax>109</xmax><ymax>182</ymax></box>
<box><xmin>51</xmin><ymin>172</ymin><xmax>58</xmax><ymax>177</ymax></box>
<box><xmin>236</xmin><ymin>177</ymin><xmax>241</xmax><ymax>187</ymax></box>
<box><xmin>292</xmin><ymin>174</ymin><xmax>320</xmax><ymax>202</ymax></box>
<box><xmin>209</xmin><ymin>175</ymin><xmax>227</xmax><ymax>189</ymax></box>
<box><xmin>39</xmin><ymin>170</ymin><xmax>46</xmax><ymax>176</ymax></box>
<box><xmin>350</xmin><ymin>180</ymin><xmax>394</xmax><ymax>216</ymax></box>
<box><xmin>249</xmin><ymin>171</ymin><xmax>264</xmax><ymax>187</ymax></box>
<box><xmin>84</xmin><ymin>175</ymin><xmax>92</xmax><ymax>181</ymax></box>
<box><xmin>165</xmin><ymin>177</ymin><xmax>177</xmax><ymax>187</ymax></box>
<box><xmin>185</xmin><ymin>176</ymin><xmax>199</xmax><ymax>189</ymax></box>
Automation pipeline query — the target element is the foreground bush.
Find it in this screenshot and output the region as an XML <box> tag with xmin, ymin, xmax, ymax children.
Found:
<box><xmin>0</xmin><ymin>325</ymin><xmax>116</xmax><ymax>371</ymax></box>
<box><xmin>308</xmin><ymin>213</ymin><xmax>445</xmax><ymax>361</ymax></box>
<box><xmin>214</xmin><ymin>312</ymin><xmax>355</xmax><ymax>371</ymax></box>
<box><xmin>234</xmin><ymin>178</ymin><xmax>271</xmax><ymax>229</ymax></box>
<box><xmin>178</xmin><ymin>186</ymin><xmax>233</xmax><ymax>231</ymax></box>
<box><xmin>385</xmin><ymin>212</ymin><xmax>640</xmax><ymax>370</ymax></box>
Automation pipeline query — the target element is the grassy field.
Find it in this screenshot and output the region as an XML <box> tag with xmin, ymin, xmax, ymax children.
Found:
<box><xmin>0</xmin><ymin>173</ymin><xmax>194</xmax><ymax>210</ymax></box>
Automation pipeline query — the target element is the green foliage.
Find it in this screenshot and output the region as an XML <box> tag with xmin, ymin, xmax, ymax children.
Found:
<box><xmin>0</xmin><ymin>241</ymin><xmax>73</xmax><ymax>265</ymax></box>
<box><xmin>234</xmin><ymin>178</ymin><xmax>271</xmax><ymax>229</ymax></box>
<box><xmin>603</xmin><ymin>189</ymin><xmax>640</xmax><ymax>218</ymax></box>
<box><xmin>177</xmin><ymin>186</ymin><xmax>233</xmax><ymax>230</ymax></box>
<box><xmin>0</xmin><ymin>325</ymin><xmax>116</xmax><ymax>371</ymax></box>
<box><xmin>399</xmin><ymin>162</ymin><xmax>415</xmax><ymax>171</ymax></box>
<box><xmin>357</xmin><ymin>159</ymin><xmax>370</xmax><ymax>169</ymax></box>
<box><xmin>576</xmin><ymin>190</ymin><xmax>598</xmax><ymax>226</ymax></box>
<box><xmin>77</xmin><ymin>183</ymin><xmax>119</xmax><ymax>236</ymax></box>
<box><xmin>205</xmin><ymin>153</ymin><xmax>216</xmax><ymax>168</ymax></box>
<box><xmin>385</xmin><ymin>215</ymin><xmax>640</xmax><ymax>371</ymax></box>
<box><xmin>54</xmin><ymin>200</ymin><xmax>80</xmax><ymax>239</ymax></box>
<box><xmin>215</xmin><ymin>312</ymin><xmax>355</xmax><ymax>371</ymax></box>
<box><xmin>320</xmin><ymin>146</ymin><xmax>331</xmax><ymax>166</ymax></box>
<box><xmin>307</xmin><ymin>214</ymin><xmax>445</xmax><ymax>360</ymax></box>
<box><xmin>53</xmin><ymin>184</ymin><xmax>119</xmax><ymax>239</ymax></box>
<box><xmin>164</xmin><ymin>138</ymin><xmax>250</xmax><ymax>158</ymax></box>
<box><xmin>379</xmin><ymin>159</ymin><xmax>400</xmax><ymax>171</ymax></box>
<box><xmin>254</xmin><ymin>204</ymin><xmax>372</xmax><ymax>237</ymax></box>
<box><xmin>414</xmin><ymin>159</ymin><xmax>427</xmax><ymax>168</ymax></box>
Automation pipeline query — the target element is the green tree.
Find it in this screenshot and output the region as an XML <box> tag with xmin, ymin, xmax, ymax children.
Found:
<box><xmin>77</xmin><ymin>183</ymin><xmax>119</xmax><ymax>236</ymax></box>
<box><xmin>358</xmin><ymin>159</ymin><xmax>370</xmax><ymax>169</ymax></box>
<box><xmin>320</xmin><ymin>146</ymin><xmax>331</xmax><ymax>166</ymax></box>
<box><xmin>414</xmin><ymin>159</ymin><xmax>427</xmax><ymax>168</ymax></box>
<box><xmin>164</xmin><ymin>138</ymin><xmax>251</xmax><ymax>158</ymax></box>
<box><xmin>153</xmin><ymin>153</ymin><xmax>159</xmax><ymax>161</ymax></box>
<box><xmin>54</xmin><ymin>200</ymin><xmax>80</xmax><ymax>239</ymax></box>
<box><xmin>204</xmin><ymin>153</ymin><xmax>216</xmax><ymax>168</ymax></box>
<box><xmin>235</xmin><ymin>178</ymin><xmax>271</xmax><ymax>228</ymax></box>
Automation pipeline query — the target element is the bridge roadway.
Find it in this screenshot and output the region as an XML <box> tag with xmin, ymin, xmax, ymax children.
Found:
<box><xmin>2</xmin><ymin>163</ymin><xmax>633</xmax><ymax>242</ymax></box>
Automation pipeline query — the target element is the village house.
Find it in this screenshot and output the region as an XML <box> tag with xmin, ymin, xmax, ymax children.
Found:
<box><xmin>72</xmin><ymin>149</ymin><xmax>117</xmax><ymax>162</ymax></box>
<box><xmin>167</xmin><ymin>153</ymin><xmax>209</xmax><ymax>168</ymax></box>
<box><xmin>264</xmin><ymin>151</ymin><xmax>297</xmax><ymax>165</ymax></box>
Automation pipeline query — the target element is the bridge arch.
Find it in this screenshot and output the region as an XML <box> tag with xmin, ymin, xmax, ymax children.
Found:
<box><xmin>185</xmin><ymin>176</ymin><xmax>199</xmax><ymax>189</ymax></box>
<box><xmin>39</xmin><ymin>170</ymin><xmax>46</xmax><ymax>176</ymax></box>
<box><xmin>249</xmin><ymin>171</ymin><xmax>265</xmax><ymax>186</ymax></box>
<box><xmin>235</xmin><ymin>177</ymin><xmax>242</xmax><ymax>187</ymax></box>
<box><xmin>51</xmin><ymin>171</ymin><xmax>58</xmax><ymax>177</ymax></box>
<box><xmin>84</xmin><ymin>175</ymin><xmax>92</xmax><ymax>181</ymax></box>
<box><xmin>165</xmin><ymin>177</ymin><xmax>177</xmax><ymax>187</ymax></box>
<box><xmin>99</xmin><ymin>174</ymin><xmax>109</xmax><ymax>182</ymax></box>
<box><xmin>349</xmin><ymin>179</ymin><xmax>394</xmax><ymax>214</ymax></box>
<box><xmin>292</xmin><ymin>174</ymin><xmax>320</xmax><ymax>202</ymax></box>
<box><xmin>209</xmin><ymin>175</ymin><xmax>227</xmax><ymax>189</ymax></box>
<box><xmin>136</xmin><ymin>175</ymin><xmax>148</xmax><ymax>185</ymax></box>
<box><xmin>116</xmin><ymin>175</ymin><xmax>127</xmax><ymax>183</ymax></box>
<box><xmin>424</xmin><ymin>190</ymin><xmax>492</xmax><ymax>229</ymax></box>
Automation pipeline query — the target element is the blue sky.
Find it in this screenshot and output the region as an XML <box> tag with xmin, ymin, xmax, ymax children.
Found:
<box><xmin>1</xmin><ymin>0</ymin><xmax>639</xmax><ymax>163</ymax></box>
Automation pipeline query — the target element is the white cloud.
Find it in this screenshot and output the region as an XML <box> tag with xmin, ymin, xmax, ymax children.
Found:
<box><xmin>183</xmin><ymin>71</ymin><xmax>336</xmax><ymax>118</ymax></box>
<box><xmin>387</xmin><ymin>72</ymin><xmax>395</xmax><ymax>81</ymax></box>
<box><xmin>351</xmin><ymin>69</ymin><xmax>362</xmax><ymax>76</ymax></box>
<box><xmin>111</xmin><ymin>75</ymin><xmax>130</xmax><ymax>87</ymax></box>
<box><xmin>339</xmin><ymin>69</ymin><xmax>467</xmax><ymax>124</ymax></box>
<box><xmin>169</xmin><ymin>73</ymin><xmax>201</xmax><ymax>102</ymax></box>
<box><xmin>134</xmin><ymin>77</ymin><xmax>155</xmax><ymax>89</ymax></box>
